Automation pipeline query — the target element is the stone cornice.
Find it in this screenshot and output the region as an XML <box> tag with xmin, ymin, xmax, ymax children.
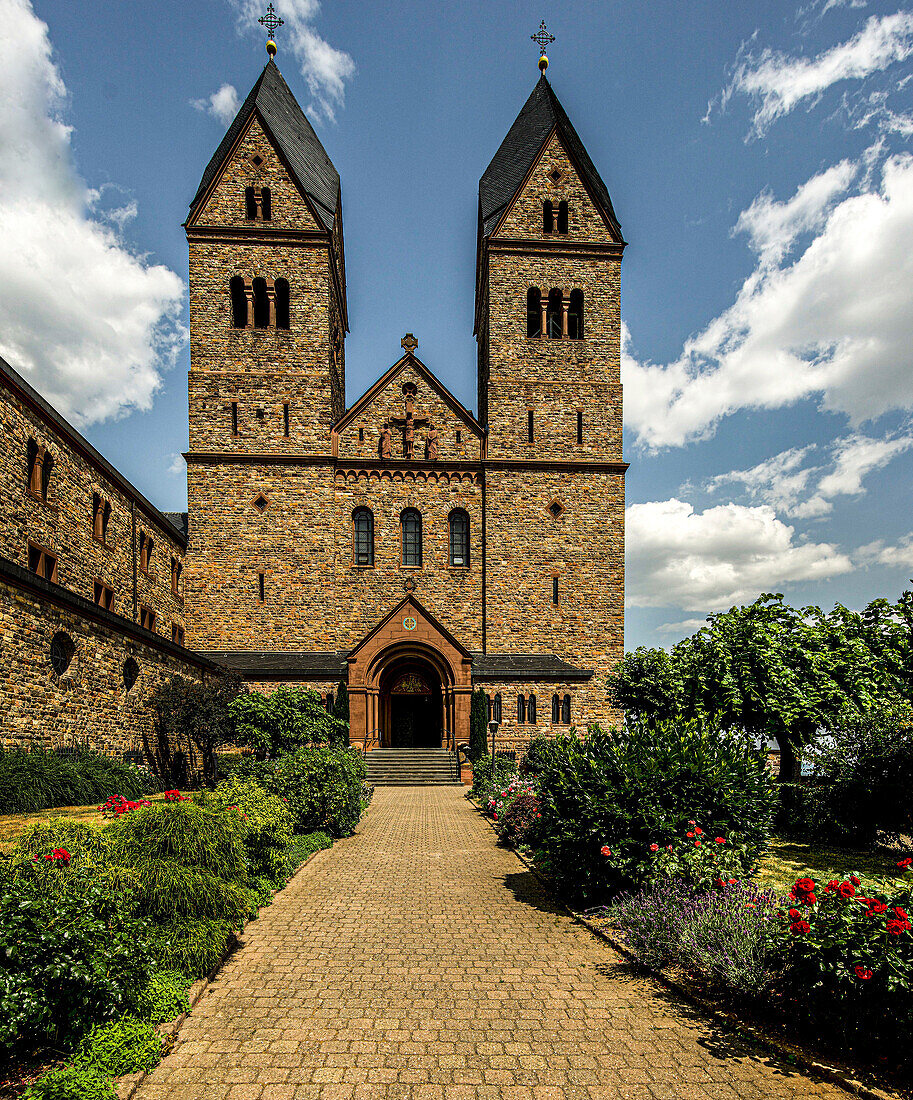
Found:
<box><xmin>485</xmin><ymin>237</ymin><xmax>625</xmax><ymax>258</ymax></box>
<box><xmin>184</xmin><ymin>451</ymin><xmax>628</xmax><ymax>475</ymax></box>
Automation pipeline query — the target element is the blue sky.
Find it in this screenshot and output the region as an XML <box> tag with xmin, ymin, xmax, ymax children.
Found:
<box><xmin>3</xmin><ymin>0</ymin><xmax>913</xmax><ymax>650</ymax></box>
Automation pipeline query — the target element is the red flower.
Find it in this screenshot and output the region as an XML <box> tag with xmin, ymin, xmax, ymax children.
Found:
<box><xmin>824</xmin><ymin>880</ymin><xmax>841</xmax><ymax>893</ymax></box>
<box><xmin>666</xmin><ymin>845</ymin><xmax>673</xmax><ymax>852</ymax></box>
<box><xmin>715</xmin><ymin>878</ymin><xmax>725</xmax><ymax>889</ymax></box>
<box><xmin>794</xmin><ymin>878</ymin><xmax>816</xmax><ymax>895</ymax></box>
<box><xmin>837</xmin><ymin>881</ymin><xmax>856</xmax><ymax>899</ymax></box>
<box><xmin>897</xmin><ymin>858</ymin><xmax>912</xmax><ymax>868</ymax></box>
<box><xmin>686</xmin><ymin>831</ymin><xmax>694</xmax><ymax>838</ymax></box>
<box><xmin>600</xmin><ymin>845</ymin><xmax>612</xmax><ymax>857</ymax></box>
<box><xmin>868</xmin><ymin>900</ymin><xmax>887</xmax><ymax>915</ymax></box>
<box><xmin>850</xmin><ymin>876</ymin><xmax>861</xmax><ymax>887</ymax></box>
<box><xmin>728</xmin><ymin>878</ymin><xmax>737</xmax><ymax>884</ymax></box>
<box><xmin>649</xmin><ymin>843</ymin><xmax>659</xmax><ymax>852</ymax></box>
<box><xmin>894</xmin><ymin>907</ymin><xmax>909</xmax><ymax>921</ymax></box>
<box><xmin>715</xmin><ymin>837</ymin><xmax>726</xmax><ymax>844</ymax></box>
<box><xmin>687</xmin><ymin>820</ymin><xmax>696</xmax><ymax>825</ymax></box>
<box><xmin>788</xmin><ymin>908</ymin><xmax>800</xmax><ymax>920</ymax></box>
<box><xmin>805</xmin><ymin>894</ymin><xmax>817</xmax><ymax>905</ymax></box>
<box><xmin>694</xmin><ymin>827</ymin><xmax>703</xmax><ymax>836</ymax></box>
<box><xmin>789</xmin><ymin>920</ymin><xmax>811</xmax><ymax>935</ymax></box>
<box><xmin>694</xmin><ymin>840</ymin><xmax>702</xmax><ymax>847</ymax></box>
<box><xmin>886</xmin><ymin>919</ymin><xmax>909</xmax><ymax>936</ymax></box>
<box><xmin>854</xmin><ymin>966</ymin><xmax>874</xmax><ymax>981</ymax></box>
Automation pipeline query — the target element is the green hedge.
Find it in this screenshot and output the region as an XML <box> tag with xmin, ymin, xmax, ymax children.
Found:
<box><xmin>0</xmin><ymin>749</ymin><xmax>156</xmax><ymax>814</ymax></box>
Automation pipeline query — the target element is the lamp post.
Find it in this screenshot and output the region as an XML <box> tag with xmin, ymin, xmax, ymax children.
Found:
<box><xmin>488</xmin><ymin>720</ymin><xmax>500</xmax><ymax>769</ymax></box>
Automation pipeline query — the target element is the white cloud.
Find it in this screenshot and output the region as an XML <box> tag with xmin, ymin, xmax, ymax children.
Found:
<box><xmin>625</xmin><ymin>499</ymin><xmax>852</xmax><ymax>612</ymax></box>
<box><xmin>705</xmin><ymin>429</ymin><xmax>913</xmax><ymax>518</ymax></box>
<box><xmin>729</xmin><ymin>11</ymin><xmax>913</xmax><ymax>134</ymax></box>
<box><xmin>0</xmin><ymin>0</ymin><xmax>184</xmax><ymax>427</ymax></box>
<box><xmin>623</xmin><ymin>155</ymin><xmax>913</xmax><ymax>449</ymax></box>
<box><xmin>227</xmin><ymin>0</ymin><xmax>355</xmax><ymax>122</ymax></box>
<box><xmin>656</xmin><ymin>618</ymin><xmax>709</xmax><ymax>636</ymax></box>
<box><xmin>858</xmin><ymin>534</ymin><xmax>913</xmax><ymax>568</ymax></box>
<box><xmin>191</xmin><ymin>83</ymin><xmax>241</xmax><ymax>126</ymax></box>
<box><xmin>167</xmin><ymin>453</ymin><xmax>186</xmax><ymax>476</ymax></box>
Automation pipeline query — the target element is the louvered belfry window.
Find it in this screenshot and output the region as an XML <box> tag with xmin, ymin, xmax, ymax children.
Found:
<box><xmin>401</xmin><ymin>509</ymin><xmax>422</xmax><ymax>568</ymax></box>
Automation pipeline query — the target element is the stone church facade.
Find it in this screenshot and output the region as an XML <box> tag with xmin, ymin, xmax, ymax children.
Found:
<box><xmin>0</xmin><ymin>59</ymin><xmax>626</xmax><ymax>757</ymax></box>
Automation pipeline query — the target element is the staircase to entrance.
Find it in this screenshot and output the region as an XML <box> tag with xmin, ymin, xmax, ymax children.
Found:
<box><xmin>365</xmin><ymin>748</ymin><xmax>461</xmax><ymax>786</ymax></box>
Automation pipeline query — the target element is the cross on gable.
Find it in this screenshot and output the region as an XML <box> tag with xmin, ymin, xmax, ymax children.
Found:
<box><xmin>401</xmin><ymin>333</ymin><xmax>418</xmax><ymax>354</ymax></box>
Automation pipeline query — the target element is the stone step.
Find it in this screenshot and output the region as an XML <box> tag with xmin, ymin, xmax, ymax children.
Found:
<box><xmin>365</xmin><ymin>748</ymin><xmax>461</xmax><ymax>786</ymax></box>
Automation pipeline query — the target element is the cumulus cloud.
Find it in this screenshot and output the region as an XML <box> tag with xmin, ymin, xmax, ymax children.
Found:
<box><xmin>227</xmin><ymin>0</ymin><xmax>355</xmax><ymax>121</ymax></box>
<box><xmin>625</xmin><ymin>499</ymin><xmax>852</xmax><ymax>612</ymax></box>
<box><xmin>191</xmin><ymin>83</ymin><xmax>241</xmax><ymax>126</ymax></box>
<box><xmin>858</xmin><ymin>534</ymin><xmax>913</xmax><ymax>568</ymax></box>
<box><xmin>705</xmin><ymin>429</ymin><xmax>913</xmax><ymax>518</ymax></box>
<box><xmin>167</xmin><ymin>453</ymin><xmax>186</xmax><ymax>476</ymax></box>
<box><xmin>623</xmin><ymin>154</ymin><xmax>913</xmax><ymax>449</ymax></box>
<box><xmin>0</xmin><ymin>0</ymin><xmax>184</xmax><ymax>427</ymax></box>
<box><xmin>729</xmin><ymin>11</ymin><xmax>913</xmax><ymax>135</ymax></box>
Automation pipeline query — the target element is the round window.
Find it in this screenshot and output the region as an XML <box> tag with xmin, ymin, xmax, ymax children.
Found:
<box><xmin>123</xmin><ymin>658</ymin><xmax>139</xmax><ymax>692</ymax></box>
<box><xmin>49</xmin><ymin>632</ymin><xmax>75</xmax><ymax>676</ymax></box>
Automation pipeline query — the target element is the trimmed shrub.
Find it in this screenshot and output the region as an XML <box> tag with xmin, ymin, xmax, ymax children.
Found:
<box><xmin>75</xmin><ymin>1016</ymin><xmax>161</xmax><ymax>1076</ymax></box>
<box><xmin>145</xmin><ymin>917</ymin><xmax>236</xmax><ymax>978</ymax></box>
<box><xmin>468</xmin><ymin>755</ymin><xmax>516</xmax><ymax>802</ymax></box>
<box><xmin>0</xmin><ymin>861</ymin><xmax>153</xmax><ymax>1050</ymax></box>
<box><xmin>230</xmin><ymin>748</ymin><xmax>365</xmax><ymax>837</ymax></box>
<box><xmin>13</xmin><ymin>819</ymin><xmax>111</xmax><ymax>868</ymax></box>
<box><xmin>23</xmin><ymin>1065</ymin><xmax>115</xmax><ymax>1100</ymax></box>
<box><xmin>468</xmin><ymin>689</ymin><xmax>489</xmax><ymax>762</ymax></box>
<box><xmin>230</xmin><ymin>687</ymin><xmax>348</xmax><ymax>758</ymax></box>
<box><xmin>533</xmin><ymin>721</ymin><xmax>776</xmax><ymax>902</ymax></box>
<box><xmin>519</xmin><ymin>735</ymin><xmax>565</xmax><ymax>779</ymax></box>
<box><xmin>135</xmin><ymin>969</ymin><xmax>191</xmax><ymax>1024</ymax></box>
<box><xmin>199</xmin><ymin>777</ymin><xmax>295</xmax><ymax>883</ymax></box>
<box><xmin>0</xmin><ymin>748</ymin><xmax>153</xmax><ymax>814</ymax></box>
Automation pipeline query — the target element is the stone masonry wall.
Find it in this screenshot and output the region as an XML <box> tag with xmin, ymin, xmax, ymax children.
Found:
<box><xmin>0</xmin><ymin>579</ymin><xmax>201</xmax><ymax>753</ymax></box>
<box><xmin>0</xmin><ymin>372</ymin><xmax>186</xmax><ymax>641</ymax></box>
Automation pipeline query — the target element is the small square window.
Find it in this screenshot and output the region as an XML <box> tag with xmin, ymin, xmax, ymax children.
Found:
<box><xmin>253</xmin><ymin>493</ymin><xmax>269</xmax><ymax>513</ymax></box>
<box><xmin>548</xmin><ymin>501</ymin><xmax>564</xmax><ymax>519</ymax></box>
<box><xmin>250</xmin><ymin>154</ymin><xmax>264</xmax><ymax>168</ymax></box>
<box><xmin>549</xmin><ymin>168</ymin><xmax>563</xmax><ymax>184</ymax></box>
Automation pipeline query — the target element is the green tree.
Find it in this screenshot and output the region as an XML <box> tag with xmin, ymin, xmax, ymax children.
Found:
<box><xmin>229</xmin><ymin>686</ymin><xmax>348</xmax><ymax>758</ymax></box>
<box><xmin>332</xmin><ymin>681</ymin><xmax>350</xmax><ymax>726</ymax></box>
<box><xmin>147</xmin><ymin>672</ymin><xmax>243</xmax><ymax>787</ymax></box>
<box><xmin>468</xmin><ymin>689</ymin><xmax>489</xmax><ymax>761</ymax></box>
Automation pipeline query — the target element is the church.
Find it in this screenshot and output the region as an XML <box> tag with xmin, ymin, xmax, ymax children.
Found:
<box><xmin>0</xmin><ymin>38</ymin><xmax>626</xmax><ymax>759</ymax></box>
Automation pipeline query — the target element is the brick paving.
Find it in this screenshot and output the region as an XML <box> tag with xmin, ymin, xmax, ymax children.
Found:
<box><xmin>137</xmin><ymin>787</ymin><xmax>852</xmax><ymax>1100</ymax></box>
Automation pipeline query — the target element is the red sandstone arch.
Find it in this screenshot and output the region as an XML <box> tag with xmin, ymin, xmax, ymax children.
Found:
<box><xmin>346</xmin><ymin>595</ymin><xmax>473</xmax><ymax>752</ymax></box>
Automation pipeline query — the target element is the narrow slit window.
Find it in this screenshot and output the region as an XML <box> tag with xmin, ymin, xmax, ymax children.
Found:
<box><xmin>283</xmin><ymin>402</ymin><xmax>290</xmax><ymax>437</ymax></box>
<box><xmin>449</xmin><ymin>509</ymin><xmax>469</xmax><ymax>568</ymax></box>
<box><xmin>576</xmin><ymin>410</ymin><xmax>583</xmax><ymax>445</ymax></box>
<box><xmin>561</xmin><ymin>694</ymin><xmax>571</xmax><ymax>724</ymax></box>
<box><xmin>527</xmin><ymin>409</ymin><xmax>534</xmax><ymax>444</ymax></box>
<box><xmin>358</xmin><ymin>426</ymin><xmax>364</xmax><ymax>442</ymax></box>
<box><xmin>517</xmin><ymin>694</ymin><xmax>526</xmax><ymax>724</ymax></box>
<box><xmin>455</xmin><ymin>430</ymin><xmax>462</xmax><ymax>447</ymax></box>
<box><xmin>139</xmin><ymin>532</ymin><xmax>153</xmax><ymax>575</ymax></box>
<box><xmin>493</xmin><ymin>693</ymin><xmax>502</xmax><ymax>723</ymax></box>
<box><xmin>171</xmin><ymin>557</ymin><xmax>183</xmax><ymax>600</ymax></box>
<box><xmin>547</xmin><ymin>288</ymin><xmax>563</xmax><ymax>338</ymax></box>
<box><xmin>252</xmin><ymin>278</ymin><xmax>270</xmax><ymax>328</ymax></box>
<box><xmin>244</xmin><ymin>187</ymin><xmax>258</xmax><ymax>219</ymax></box>
<box><xmin>229</xmin><ymin>276</ymin><xmax>248</xmax><ymax>328</ymax></box>
<box><xmin>526</xmin><ymin>287</ymin><xmax>542</xmax><ymax>337</ymax></box>
<box><xmin>275</xmin><ymin>278</ymin><xmax>290</xmax><ymax>329</ymax></box>
<box><xmin>552</xmin><ymin>577</ymin><xmax>559</xmax><ymax>605</ymax></box>
<box><xmin>552</xmin><ymin>694</ymin><xmax>560</xmax><ymax>723</ymax></box>
<box><xmin>257</xmin><ymin>571</ymin><xmax>265</xmax><ymax>602</ymax></box>
<box><xmin>231</xmin><ymin>402</ymin><xmax>239</xmax><ymax>436</ymax></box>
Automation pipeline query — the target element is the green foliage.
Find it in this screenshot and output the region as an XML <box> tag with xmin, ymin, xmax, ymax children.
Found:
<box><xmin>468</xmin><ymin>754</ymin><xmax>517</xmax><ymax>802</ymax></box>
<box><xmin>468</xmin><ymin>689</ymin><xmax>489</xmax><ymax>761</ymax></box>
<box><xmin>0</xmin><ymin>861</ymin><xmax>154</xmax><ymax>1051</ymax></box>
<box><xmin>23</xmin><ymin>1064</ymin><xmax>115</xmax><ymax>1100</ymax></box>
<box><xmin>145</xmin><ymin>918</ymin><xmax>236</xmax><ymax>978</ymax></box>
<box><xmin>286</xmin><ymin>830</ymin><xmax>333</xmax><ymax>868</ymax></box>
<box><xmin>519</xmin><ymin>735</ymin><xmax>565</xmax><ymax>779</ymax></box>
<box><xmin>642</xmin><ymin>820</ymin><xmax>755</xmax><ymax>892</ymax></box>
<box><xmin>332</xmin><ymin>681</ymin><xmax>349</xmax><ymax>725</ymax></box>
<box><xmin>108</xmin><ymin>801</ymin><xmax>251</xmax><ymax>925</ymax></box>
<box><xmin>229</xmin><ymin>748</ymin><xmax>365</xmax><ymax>837</ymax></box>
<box><xmin>804</xmin><ymin>708</ymin><xmax>913</xmax><ymax>847</ymax></box>
<box><xmin>497</xmin><ymin>793</ymin><xmax>542</xmax><ymax>849</ymax></box>
<box><xmin>147</xmin><ymin>672</ymin><xmax>243</xmax><ymax>787</ymax></box>
<box><xmin>229</xmin><ymin>687</ymin><xmax>348</xmax><ymax>759</ymax></box>
<box><xmin>199</xmin><ymin>777</ymin><xmax>295</xmax><ymax>883</ymax></box>
<box><xmin>606</xmin><ymin>647</ymin><xmax>684</xmax><ymax>724</ymax></box>
<box><xmin>13</xmin><ymin>819</ymin><xmax>112</xmax><ymax>868</ymax></box>
<box><xmin>135</xmin><ymin>969</ymin><xmax>191</xmax><ymax>1024</ymax></box>
<box><xmin>532</xmin><ymin>722</ymin><xmax>776</xmax><ymax>903</ymax></box>
<box><xmin>0</xmin><ymin>748</ymin><xmax>154</xmax><ymax>814</ymax></box>
<box><xmin>75</xmin><ymin>1016</ymin><xmax>161</xmax><ymax>1076</ymax></box>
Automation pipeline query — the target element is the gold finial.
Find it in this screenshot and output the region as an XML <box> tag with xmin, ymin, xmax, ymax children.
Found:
<box><xmin>531</xmin><ymin>21</ymin><xmax>555</xmax><ymax>73</ymax></box>
<box><xmin>259</xmin><ymin>4</ymin><xmax>283</xmax><ymax>58</ymax></box>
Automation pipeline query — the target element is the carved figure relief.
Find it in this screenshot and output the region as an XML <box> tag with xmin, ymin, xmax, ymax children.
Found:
<box><xmin>379</xmin><ymin>423</ymin><xmax>392</xmax><ymax>460</ymax></box>
<box><xmin>425</xmin><ymin>422</ymin><xmax>439</xmax><ymax>461</ymax></box>
<box><xmin>390</xmin><ymin>387</ymin><xmax>428</xmax><ymax>460</ymax></box>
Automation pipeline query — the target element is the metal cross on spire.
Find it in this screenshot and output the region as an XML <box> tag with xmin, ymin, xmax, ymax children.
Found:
<box><xmin>531</xmin><ymin>20</ymin><xmax>555</xmax><ymax>56</ymax></box>
<box><xmin>259</xmin><ymin>4</ymin><xmax>283</xmax><ymax>57</ymax></box>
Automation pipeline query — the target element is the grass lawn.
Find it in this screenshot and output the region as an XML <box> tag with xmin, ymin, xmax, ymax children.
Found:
<box><xmin>755</xmin><ymin>835</ymin><xmax>907</xmax><ymax>895</ymax></box>
<box><xmin>0</xmin><ymin>792</ymin><xmax>192</xmax><ymax>851</ymax></box>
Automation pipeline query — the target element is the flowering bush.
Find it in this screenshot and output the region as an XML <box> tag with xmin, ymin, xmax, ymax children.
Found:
<box><xmin>99</xmin><ymin>794</ymin><xmax>152</xmax><ymax>818</ymax></box>
<box><xmin>163</xmin><ymin>790</ymin><xmax>190</xmax><ymax>802</ymax></box>
<box><xmin>487</xmin><ymin>774</ymin><xmax>536</xmax><ymax>821</ymax></box>
<box><xmin>468</xmin><ymin>755</ymin><xmax>518</xmax><ymax>803</ymax></box>
<box><xmin>497</xmin><ymin>794</ymin><xmax>543</xmax><ymax>849</ymax></box>
<box><xmin>198</xmin><ymin>776</ymin><xmax>294</xmax><ymax>883</ymax></box>
<box><xmin>638</xmin><ymin>820</ymin><xmax>754</xmax><ymax>892</ymax></box>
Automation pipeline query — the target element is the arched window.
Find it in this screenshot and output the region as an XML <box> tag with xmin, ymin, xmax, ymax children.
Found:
<box><xmin>568</xmin><ymin>289</ymin><xmax>584</xmax><ymax>339</ymax></box>
<box><xmin>123</xmin><ymin>658</ymin><xmax>139</xmax><ymax>691</ymax></box>
<box><xmin>561</xmin><ymin>694</ymin><xmax>571</xmax><ymax>724</ymax></box>
<box><xmin>517</xmin><ymin>694</ymin><xmax>526</xmax><ymax>723</ymax></box>
<box><xmin>542</xmin><ymin>200</ymin><xmax>553</xmax><ymax>234</ymax></box>
<box><xmin>50</xmin><ymin>631</ymin><xmax>75</xmax><ymax>676</ymax></box>
<box><xmin>401</xmin><ymin>508</ymin><xmax>422</xmax><ymax>568</ymax></box>
<box><xmin>353</xmin><ymin>508</ymin><xmax>374</xmax><ymax>567</ymax></box>
<box><xmin>547</xmin><ymin>288</ymin><xmax>563</xmax><ymax>338</ymax></box>
<box><xmin>449</xmin><ymin>509</ymin><xmax>469</xmax><ymax>568</ymax></box>
<box><xmin>526</xmin><ymin>287</ymin><xmax>542</xmax><ymax>337</ymax></box>
<box><xmin>252</xmin><ymin>278</ymin><xmax>270</xmax><ymax>328</ymax></box>
<box><xmin>557</xmin><ymin>200</ymin><xmax>569</xmax><ymax>234</ymax></box>
<box><xmin>27</xmin><ymin>438</ymin><xmax>43</xmax><ymax>497</ymax></box>
<box><xmin>493</xmin><ymin>693</ymin><xmax>502</xmax><ymax>723</ymax></box>
<box><xmin>527</xmin><ymin>694</ymin><xmax>537</xmax><ymax>724</ymax></box>
<box><xmin>552</xmin><ymin>693</ymin><xmax>560</xmax><ymax>723</ymax></box>
<box><xmin>230</xmin><ymin>276</ymin><xmax>248</xmax><ymax>328</ymax></box>
<box><xmin>261</xmin><ymin>186</ymin><xmax>272</xmax><ymax>220</ymax></box>
<box><xmin>486</xmin><ymin>693</ymin><xmax>492</xmax><ymax>721</ymax></box>
<box><xmin>275</xmin><ymin>278</ymin><xmax>290</xmax><ymax>329</ymax></box>
<box><xmin>244</xmin><ymin>187</ymin><xmax>258</xmax><ymax>219</ymax></box>
<box><xmin>41</xmin><ymin>452</ymin><xmax>54</xmax><ymax>502</ymax></box>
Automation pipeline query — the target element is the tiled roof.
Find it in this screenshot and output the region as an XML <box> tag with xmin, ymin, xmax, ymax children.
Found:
<box><xmin>188</xmin><ymin>60</ymin><xmax>339</xmax><ymax>231</ymax></box>
<box><xmin>162</xmin><ymin>512</ymin><xmax>189</xmax><ymax>540</ymax></box>
<box><xmin>479</xmin><ymin>75</ymin><xmax>621</xmax><ymax>239</ymax></box>
<box><xmin>199</xmin><ymin>651</ymin><xmax>347</xmax><ymax>679</ymax></box>
<box><xmin>471</xmin><ymin>653</ymin><xmax>594</xmax><ymax>681</ymax></box>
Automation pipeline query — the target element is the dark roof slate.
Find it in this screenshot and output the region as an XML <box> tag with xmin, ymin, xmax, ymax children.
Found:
<box><xmin>479</xmin><ymin>75</ymin><xmax>621</xmax><ymax>239</ymax></box>
<box><xmin>471</xmin><ymin>653</ymin><xmax>593</xmax><ymax>681</ymax></box>
<box><xmin>189</xmin><ymin>60</ymin><xmax>339</xmax><ymax>231</ymax></box>
<box><xmin>162</xmin><ymin>512</ymin><xmax>189</xmax><ymax>540</ymax></box>
<box><xmin>199</xmin><ymin>651</ymin><xmax>347</xmax><ymax>679</ymax></box>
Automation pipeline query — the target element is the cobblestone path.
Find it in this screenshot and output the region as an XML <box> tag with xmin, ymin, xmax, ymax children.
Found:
<box><xmin>137</xmin><ymin>787</ymin><xmax>851</xmax><ymax>1100</ymax></box>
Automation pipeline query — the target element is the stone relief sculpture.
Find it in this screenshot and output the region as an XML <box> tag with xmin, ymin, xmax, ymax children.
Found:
<box><xmin>379</xmin><ymin>423</ymin><xmax>392</xmax><ymax>460</ymax></box>
<box><xmin>425</xmin><ymin>423</ymin><xmax>439</xmax><ymax>461</ymax></box>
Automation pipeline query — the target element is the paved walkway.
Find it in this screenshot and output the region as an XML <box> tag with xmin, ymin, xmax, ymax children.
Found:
<box><xmin>138</xmin><ymin>788</ymin><xmax>851</xmax><ymax>1100</ymax></box>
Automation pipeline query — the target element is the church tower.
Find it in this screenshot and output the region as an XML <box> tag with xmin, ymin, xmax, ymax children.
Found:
<box><xmin>474</xmin><ymin>61</ymin><xmax>627</xmax><ymax>702</ymax></box>
<box><xmin>184</xmin><ymin>56</ymin><xmax>346</xmax><ymax>650</ymax></box>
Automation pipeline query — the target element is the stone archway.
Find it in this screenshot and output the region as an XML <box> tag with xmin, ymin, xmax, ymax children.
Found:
<box><xmin>346</xmin><ymin>596</ymin><xmax>473</xmax><ymax>752</ymax></box>
<box><xmin>380</xmin><ymin>657</ymin><xmax>443</xmax><ymax>748</ymax></box>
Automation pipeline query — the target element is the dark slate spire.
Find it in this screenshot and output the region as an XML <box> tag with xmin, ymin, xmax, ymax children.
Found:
<box><xmin>479</xmin><ymin>75</ymin><xmax>621</xmax><ymax>240</ymax></box>
<box><xmin>188</xmin><ymin>59</ymin><xmax>339</xmax><ymax>231</ymax></box>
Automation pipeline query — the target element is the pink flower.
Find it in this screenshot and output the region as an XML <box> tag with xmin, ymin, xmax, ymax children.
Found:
<box><xmin>649</xmin><ymin>843</ymin><xmax>659</xmax><ymax>852</ymax></box>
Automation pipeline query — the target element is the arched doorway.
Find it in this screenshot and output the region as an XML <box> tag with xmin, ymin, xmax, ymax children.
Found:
<box><xmin>380</xmin><ymin>659</ymin><xmax>442</xmax><ymax>748</ymax></box>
